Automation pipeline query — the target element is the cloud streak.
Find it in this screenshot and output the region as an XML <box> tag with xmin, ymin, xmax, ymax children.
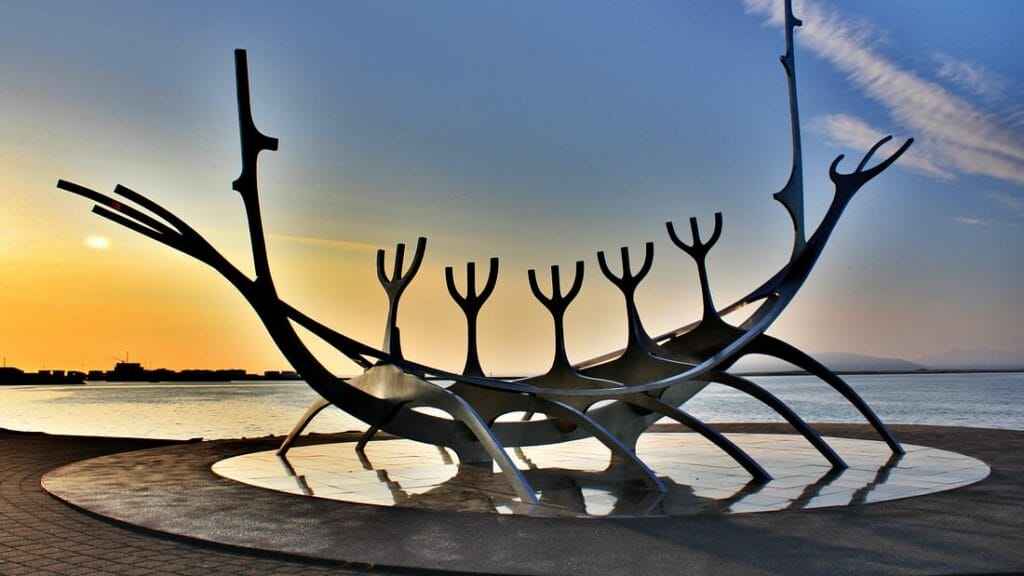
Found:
<box><xmin>984</xmin><ymin>191</ymin><xmax>1024</xmax><ymax>218</ymax></box>
<box><xmin>268</xmin><ymin>233</ymin><xmax>379</xmax><ymax>253</ymax></box>
<box><xmin>952</xmin><ymin>216</ymin><xmax>989</xmax><ymax>227</ymax></box>
<box><xmin>744</xmin><ymin>0</ymin><xmax>1024</xmax><ymax>188</ymax></box>
<box><xmin>934</xmin><ymin>54</ymin><xmax>1006</xmax><ymax>102</ymax></box>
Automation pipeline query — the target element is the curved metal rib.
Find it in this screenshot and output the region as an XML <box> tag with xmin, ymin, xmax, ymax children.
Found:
<box><xmin>417</xmin><ymin>387</ymin><xmax>540</xmax><ymax>506</ymax></box>
<box><xmin>346</xmin><ymin>365</ymin><xmax>540</xmax><ymax>505</ymax></box>
<box><xmin>356</xmin><ymin>425</ymin><xmax>381</xmax><ymax>452</ymax></box>
<box><xmin>709</xmin><ymin>371</ymin><xmax>847</xmax><ymax>470</ymax></box>
<box><xmin>626</xmin><ymin>394</ymin><xmax>771</xmax><ymax>482</ymax></box>
<box><xmin>746</xmin><ymin>334</ymin><xmax>903</xmax><ymax>455</ymax></box>
<box><xmin>533</xmin><ymin>398</ymin><xmax>667</xmax><ymax>493</ymax></box>
<box><xmin>277</xmin><ymin>397</ymin><xmax>332</xmax><ymax>456</ymax></box>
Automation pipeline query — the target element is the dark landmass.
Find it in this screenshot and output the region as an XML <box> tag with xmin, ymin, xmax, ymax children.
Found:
<box><xmin>87</xmin><ymin>362</ymin><xmax>302</xmax><ymax>383</ymax></box>
<box><xmin>3</xmin><ymin>355</ymin><xmax>1021</xmax><ymax>387</ymax></box>
<box><xmin>0</xmin><ymin>362</ymin><xmax>301</xmax><ymax>385</ymax></box>
<box><xmin>0</xmin><ymin>367</ymin><xmax>85</xmax><ymax>385</ymax></box>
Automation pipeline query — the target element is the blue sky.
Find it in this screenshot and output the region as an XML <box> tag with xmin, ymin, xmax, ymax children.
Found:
<box><xmin>1</xmin><ymin>0</ymin><xmax>1021</xmax><ymax>373</ymax></box>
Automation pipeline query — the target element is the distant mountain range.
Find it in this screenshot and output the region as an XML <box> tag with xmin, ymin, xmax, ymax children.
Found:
<box><xmin>914</xmin><ymin>347</ymin><xmax>1024</xmax><ymax>371</ymax></box>
<box><xmin>734</xmin><ymin>352</ymin><xmax>928</xmax><ymax>374</ymax></box>
<box><xmin>734</xmin><ymin>349</ymin><xmax>1024</xmax><ymax>374</ymax></box>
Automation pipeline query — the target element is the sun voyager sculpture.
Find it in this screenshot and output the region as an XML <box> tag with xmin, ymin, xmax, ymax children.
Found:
<box><xmin>59</xmin><ymin>0</ymin><xmax>912</xmax><ymax>506</ymax></box>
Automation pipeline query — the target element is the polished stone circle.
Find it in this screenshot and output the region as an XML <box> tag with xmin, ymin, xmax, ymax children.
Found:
<box><xmin>212</xmin><ymin>433</ymin><xmax>989</xmax><ymax>517</ymax></box>
<box><xmin>42</xmin><ymin>425</ymin><xmax>1022</xmax><ymax>574</ymax></box>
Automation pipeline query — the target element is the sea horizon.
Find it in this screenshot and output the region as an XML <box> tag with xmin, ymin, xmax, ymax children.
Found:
<box><xmin>2</xmin><ymin>371</ymin><xmax>1021</xmax><ymax>441</ymax></box>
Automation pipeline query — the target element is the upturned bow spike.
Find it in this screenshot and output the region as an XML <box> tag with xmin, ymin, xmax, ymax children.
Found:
<box><xmin>667</xmin><ymin>213</ymin><xmax>724</xmax><ymax>322</ymax></box>
<box><xmin>829</xmin><ymin>135</ymin><xmax>914</xmax><ymax>199</ymax></box>
<box><xmin>376</xmin><ymin>237</ymin><xmax>427</xmax><ymax>359</ymax></box>
<box><xmin>597</xmin><ymin>242</ymin><xmax>656</xmax><ymax>350</ymax></box>
<box><xmin>528</xmin><ymin>261</ymin><xmax>585</xmax><ymax>370</ymax></box>
<box><xmin>445</xmin><ymin>258</ymin><xmax>500</xmax><ymax>377</ymax></box>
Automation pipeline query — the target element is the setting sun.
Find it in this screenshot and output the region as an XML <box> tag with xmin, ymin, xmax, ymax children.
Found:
<box><xmin>84</xmin><ymin>235</ymin><xmax>110</xmax><ymax>250</ymax></box>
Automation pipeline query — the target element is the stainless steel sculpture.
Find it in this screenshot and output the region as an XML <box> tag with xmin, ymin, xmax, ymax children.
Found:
<box><xmin>58</xmin><ymin>0</ymin><xmax>912</xmax><ymax>506</ymax></box>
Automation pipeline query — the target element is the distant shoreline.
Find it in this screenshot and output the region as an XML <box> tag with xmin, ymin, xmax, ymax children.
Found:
<box><xmin>0</xmin><ymin>362</ymin><xmax>301</xmax><ymax>386</ymax></box>
<box><xmin>2</xmin><ymin>366</ymin><xmax>1021</xmax><ymax>386</ymax></box>
<box><xmin>738</xmin><ymin>368</ymin><xmax>1024</xmax><ymax>377</ymax></box>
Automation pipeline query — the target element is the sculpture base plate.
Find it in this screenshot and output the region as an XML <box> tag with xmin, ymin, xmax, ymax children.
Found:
<box><xmin>210</xmin><ymin>432</ymin><xmax>986</xmax><ymax>517</ymax></box>
<box><xmin>40</xmin><ymin>424</ymin><xmax>1013</xmax><ymax>575</ymax></box>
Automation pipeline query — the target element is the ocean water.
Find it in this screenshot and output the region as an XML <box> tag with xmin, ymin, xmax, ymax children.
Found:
<box><xmin>0</xmin><ymin>372</ymin><xmax>1021</xmax><ymax>440</ymax></box>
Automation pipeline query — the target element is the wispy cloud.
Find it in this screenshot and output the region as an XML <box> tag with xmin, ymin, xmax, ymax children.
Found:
<box><xmin>952</xmin><ymin>216</ymin><xmax>990</xmax><ymax>227</ymax></box>
<box><xmin>744</xmin><ymin>0</ymin><xmax>1024</xmax><ymax>188</ymax></box>
<box><xmin>934</xmin><ymin>54</ymin><xmax>1007</xmax><ymax>102</ymax></box>
<box><xmin>1004</xmin><ymin>108</ymin><xmax>1024</xmax><ymax>128</ymax></box>
<box><xmin>268</xmin><ymin>233</ymin><xmax>379</xmax><ymax>252</ymax></box>
<box><xmin>983</xmin><ymin>191</ymin><xmax>1024</xmax><ymax>218</ymax></box>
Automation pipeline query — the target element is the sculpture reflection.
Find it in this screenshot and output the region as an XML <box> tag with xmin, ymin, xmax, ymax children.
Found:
<box><xmin>215</xmin><ymin>434</ymin><xmax>987</xmax><ymax>517</ymax></box>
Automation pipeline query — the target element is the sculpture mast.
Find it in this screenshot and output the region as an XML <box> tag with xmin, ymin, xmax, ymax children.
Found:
<box><xmin>774</xmin><ymin>0</ymin><xmax>806</xmax><ymax>259</ymax></box>
<box><xmin>232</xmin><ymin>50</ymin><xmax>280</xmax><ymax>289</ymax></box>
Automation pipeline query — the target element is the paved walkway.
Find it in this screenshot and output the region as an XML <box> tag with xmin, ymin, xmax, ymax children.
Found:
<box><xmin>3</xmin><ymin>424</ymin><xmax>1024</xmax><ymax>575</ymax></box>
<box><xmin>0</xmin><ymin>430</ymin><xmax>389</xmax><ymax>575</ymax></box>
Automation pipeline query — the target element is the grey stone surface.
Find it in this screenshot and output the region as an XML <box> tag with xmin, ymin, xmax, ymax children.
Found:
<box><xmin>25</xmin><ymin>424</ymin><xmax>1024</xmax><ymax>575</ymax></box>
<box><xmin>0</xmin><ymin>430</ymin><xmax>390</xmax><ymax>575</ymax></box>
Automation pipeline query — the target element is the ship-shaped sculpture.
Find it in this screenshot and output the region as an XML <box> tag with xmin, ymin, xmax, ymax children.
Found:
<box><xmin>59</xmin><ymin>0</ymin><xmax>912</xmax><ymax>505</ymax></box>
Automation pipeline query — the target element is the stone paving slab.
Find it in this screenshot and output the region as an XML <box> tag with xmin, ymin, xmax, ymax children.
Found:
<box><xmin>0</xmin><ymin>430</ymin><xmax>396</xmax><ymax>575</ymax></box>
<box><xmin>5</xmin><ymin>424</ymin><xmax>1024</xmax><ymax>575</ymax></box>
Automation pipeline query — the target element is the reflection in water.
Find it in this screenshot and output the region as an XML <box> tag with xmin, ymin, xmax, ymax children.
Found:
<box><xmin>213</xmin><ymin>433</ymin><xmax>989</xmax><ymax>517</ymax></box>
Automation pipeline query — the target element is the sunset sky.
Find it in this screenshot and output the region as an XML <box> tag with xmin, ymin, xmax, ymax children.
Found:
<box><xmin>1</xmin><ymin>0</ymin><xmax>1022</xmax><ymax>375</ymax></box>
